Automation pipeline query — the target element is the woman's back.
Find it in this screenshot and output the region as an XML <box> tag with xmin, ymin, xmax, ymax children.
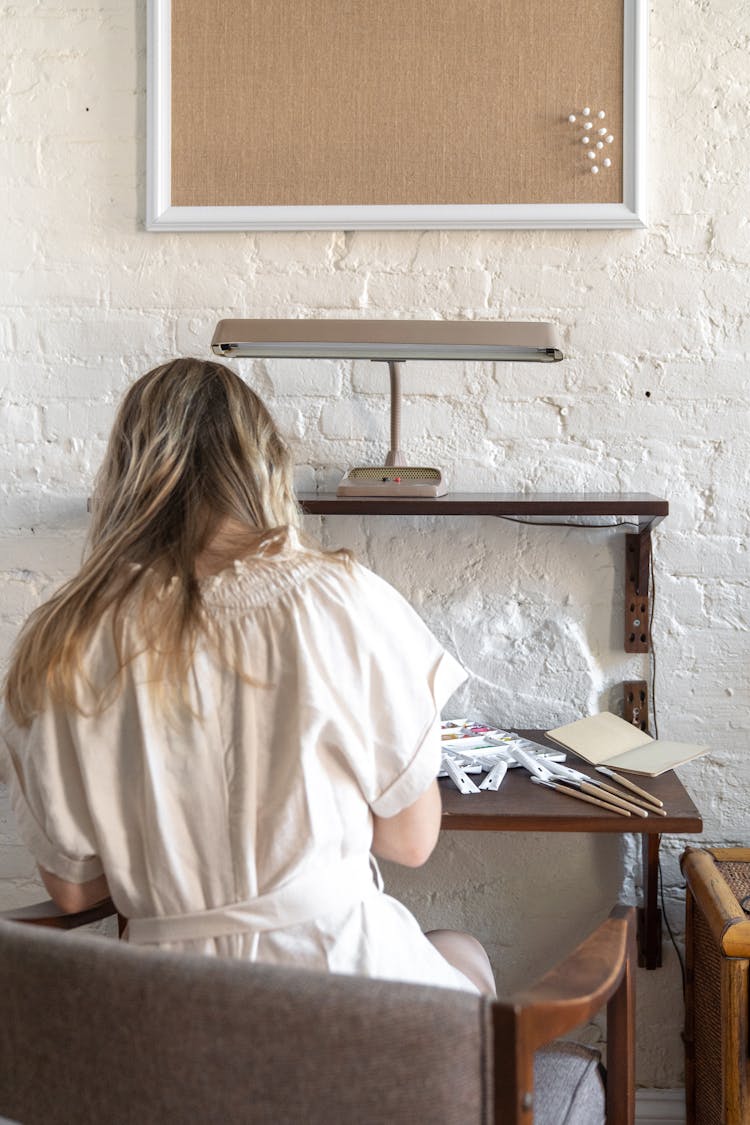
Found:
<box><xmin>2</xmin><ymin>531</ymin><xmax>471</xmax><ymax>989</ymax></box>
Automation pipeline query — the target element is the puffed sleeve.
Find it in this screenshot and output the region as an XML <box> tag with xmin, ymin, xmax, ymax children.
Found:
<box><xmin>0</xmin><ymin>704</ymin><xmax>104</xmax><ymax>883</ymax></box>
<box><xmin>317</xmin><ymin>563</ymin><xmax>467</xmax><ymax>818</ymax></box>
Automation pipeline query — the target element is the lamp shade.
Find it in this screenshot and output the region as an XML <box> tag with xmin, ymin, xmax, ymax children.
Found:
<box><xmin>211</xmin><ymin>319</ymin><xmax>563</xmax><ymax>362</ymax></box>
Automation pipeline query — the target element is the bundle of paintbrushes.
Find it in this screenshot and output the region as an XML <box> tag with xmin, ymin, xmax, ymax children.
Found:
<box><xmin>511</xmin><ymin>746</ymin><xmax>667</xmax><ymax>816</ymax></box>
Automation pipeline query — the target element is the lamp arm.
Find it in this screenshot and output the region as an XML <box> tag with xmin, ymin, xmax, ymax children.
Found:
<box><xmin>384</xmin><ymin>360</ymin><xmax>407</xmax><ymax>467</ymax></box>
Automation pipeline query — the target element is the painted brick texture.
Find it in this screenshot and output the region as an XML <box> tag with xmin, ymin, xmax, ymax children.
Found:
<box><xmin>1</xmin><ymin>0</ymin><xmax>749</xmax><ymax>1090</ymax></box>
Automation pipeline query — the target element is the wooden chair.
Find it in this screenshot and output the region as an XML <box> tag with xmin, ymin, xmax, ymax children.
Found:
<box><xmin>0</xmin><ymin>899</ymin><xmax>635</xmax><ymax>1124</ymax></box>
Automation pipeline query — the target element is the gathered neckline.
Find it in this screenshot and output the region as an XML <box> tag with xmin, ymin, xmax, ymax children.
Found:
<box><xmin>199</xmin><ymin>527</ymin><xmax>324</xmax><ymax>612</ymax></box>
<box><xmin>201</xmin><ymin>555</ymin><xmax>321</xmax><ymax>610</ymax></box>
<box><xmin>126</xmin><ymin>527</ymin><xmax>331</xmax><ymax>613</ymax></box>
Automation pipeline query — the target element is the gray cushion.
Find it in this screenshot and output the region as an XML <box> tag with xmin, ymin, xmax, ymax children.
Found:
<box><xmin>536</xmin><ymin>1042</ymin><xmax>606</xmax><ymax>1125</ymax></box>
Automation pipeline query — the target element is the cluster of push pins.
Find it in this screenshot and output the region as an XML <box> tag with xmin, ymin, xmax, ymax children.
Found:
<box><xmin>568</xmin><ymin>107</ymin><xmax>614</xmax><ymax>175</ymax></box>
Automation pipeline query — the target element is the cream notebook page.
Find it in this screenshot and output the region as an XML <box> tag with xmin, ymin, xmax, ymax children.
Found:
<box><xmin>547</xmin><ymin>712</ymin><xmax>709</xmax><ymax>776</ymax></box>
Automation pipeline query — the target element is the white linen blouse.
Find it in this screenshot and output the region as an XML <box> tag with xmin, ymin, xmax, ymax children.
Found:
<box><xmin>0</xmin><ymin>531</ymin><xmax>474</xmax><ymax>991</ymax></box>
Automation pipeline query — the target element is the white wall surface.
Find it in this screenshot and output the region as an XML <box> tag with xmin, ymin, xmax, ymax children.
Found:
<box><xmin>1</xmin><ymin>0</ymin><xmax>749</xmax><ymax>1089</ymax></box>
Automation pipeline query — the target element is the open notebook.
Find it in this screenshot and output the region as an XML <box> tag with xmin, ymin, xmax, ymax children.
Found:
<box><xmin>546</xmin><ymin>712</ymin><xmax>710</xmax><ymax>777</ymax></box>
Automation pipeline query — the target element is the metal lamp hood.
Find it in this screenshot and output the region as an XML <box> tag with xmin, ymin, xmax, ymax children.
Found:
<box><xmin>211</xmin><ymin>319</ymin><xmax>563</xmax><ymax>362</ymax></box>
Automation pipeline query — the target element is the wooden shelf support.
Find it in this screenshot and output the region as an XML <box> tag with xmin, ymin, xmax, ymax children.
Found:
<box><xmin>625</xmin><ymin>531</ymin><xmax>652</xmax><ymax>653</ymax></box>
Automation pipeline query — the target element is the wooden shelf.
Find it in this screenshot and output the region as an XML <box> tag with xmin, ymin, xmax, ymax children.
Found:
<box><xmin>300</xmin><ymin>490</ymin><xmax>665</xmax><ymax>653</ymax></box>
<box><xmin>298</xmin><ymin>492</ymin><xmax>668</xmax><ymax>533</ymax></box>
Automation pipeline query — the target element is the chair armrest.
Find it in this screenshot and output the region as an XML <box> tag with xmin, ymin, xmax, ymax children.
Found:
<box><xmin>493</xmin><ymin>904</ymin><xmax>635</xmax><ymax>1125</ymax></box>
<box><xmin>680</xmin><ymin>846</ymin><xmax>750</xmax><ymax>956</ymax></box>
<box><xmin>506</xmin><ymin>903</ymin><xmax>634</xmax><ymax>1045</ymax></box>
<box><xmin>0</xmin><ymin>896</ymin><xmax>117</xmax><ymax>929</ymax></box>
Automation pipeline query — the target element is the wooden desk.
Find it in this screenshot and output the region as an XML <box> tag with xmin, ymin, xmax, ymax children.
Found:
<box><xmin>439</xmin><ymin>731</ymin><xmax>703</xmax><ymax>970</ymax></box>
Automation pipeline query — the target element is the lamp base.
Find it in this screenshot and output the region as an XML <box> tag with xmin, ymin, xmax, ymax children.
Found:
<box><xmin>336</xmin><ymin>466</ymin><xmax>447</xmax><ymax>498</ymax></box>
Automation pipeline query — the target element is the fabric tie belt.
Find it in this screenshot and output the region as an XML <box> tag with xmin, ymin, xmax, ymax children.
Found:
<box><xmin>125</xmin><ymin>853</ymin><xmax>380</xmax><ymax>946</ymax></box>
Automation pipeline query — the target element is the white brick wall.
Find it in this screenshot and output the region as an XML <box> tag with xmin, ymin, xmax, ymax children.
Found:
<box><xmin>2</xmin><ymin>0</ymin><xmax>749</xmax><ymax>1088</ymax></box>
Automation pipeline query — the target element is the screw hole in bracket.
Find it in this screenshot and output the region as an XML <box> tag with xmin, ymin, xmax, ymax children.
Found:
<box><xmin>624</xmin><ymin>679</ymin><xmax>649</xmax><ymax>731</ymax></box>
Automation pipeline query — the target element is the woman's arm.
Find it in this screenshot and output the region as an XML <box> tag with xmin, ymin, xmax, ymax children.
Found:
<box><xmin>371</xmin><ymin>779</ymin><xmax>442</xmax><ymax>867</ymax></box>
<box><xmin>38</xmin><ymin>866</ymin><xmax>111</xmax><ymax>914</ymax></box>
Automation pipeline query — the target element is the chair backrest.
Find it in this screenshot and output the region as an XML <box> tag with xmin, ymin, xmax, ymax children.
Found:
<box><xmin>0</xmin><ymin>904</ymin><xmax>634</xmax><ymax>1124</ymax></box>
<box><xmin>0</xmin><ymin>919</ymin><xmax>491</xmax><ymax>1125</ymax></box>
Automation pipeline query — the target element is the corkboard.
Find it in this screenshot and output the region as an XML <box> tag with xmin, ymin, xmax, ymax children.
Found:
<box><xmin>170</xmin><ymin>0</ymin><xmax>625</xmax><ymax>208</ymax></box>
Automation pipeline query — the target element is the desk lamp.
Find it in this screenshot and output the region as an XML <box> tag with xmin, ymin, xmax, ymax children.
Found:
<box><xmin>211</xmin><ymin>319</ymin><xmax>563</xmax><ymax>497</ymax></box>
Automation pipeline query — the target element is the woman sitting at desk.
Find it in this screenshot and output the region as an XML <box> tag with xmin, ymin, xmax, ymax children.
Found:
<box><xmin>0</xmin><ymin>357</ymin><xmax>494</xmax><ymax>996</ymax></box>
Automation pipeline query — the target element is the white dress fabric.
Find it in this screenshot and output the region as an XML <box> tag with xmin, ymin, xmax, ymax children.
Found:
<box><xmin>0</xmin><ymin>531</ymin><xmax>475</xmax><ymax>992</ymax></box>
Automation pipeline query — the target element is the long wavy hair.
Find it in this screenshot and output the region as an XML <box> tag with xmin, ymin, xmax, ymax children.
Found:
<box><xmin>4</xmin><ymin>357</ymin><xmax>320</xmax><ymax>725</ymax></box>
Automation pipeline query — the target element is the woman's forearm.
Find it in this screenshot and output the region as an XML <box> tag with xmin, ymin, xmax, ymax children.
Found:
<box><xmin>38</xmin><ymin>867</ymin><xmax>111</xmax><ymax>914</ymax></box>
<box><xmin>371</xmin><ymin>780</ymin><xmax>442</xmax><ymax>867</ymax></box>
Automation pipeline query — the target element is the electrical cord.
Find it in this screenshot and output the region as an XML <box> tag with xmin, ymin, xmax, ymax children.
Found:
<box><xmin>500</xmin><ymin>516</ymin><xmax>681</xmax><ymax>992</ymax></box>
<box><xmin>500</xmin><ymin>516</ymin><xmax>657</xmax><ymax>727</ymax></box>
<box><xmin>659</xmin><ymin>856</ymin><xmax>686</xmax><ymax>994</ymax></box>
<box><xmin>644</xmin><ymin>540</ymin><xmax>689</xmax><ymax>995</ymax></box>
<box><xmin>496</xmin><ymin>516</ymin><xmax>683</xmax><ymax>986</ymax></box>
<box><xmin>648</xmin><ymin>533</ymin><xmax>659</xmax><ymax>738</ymax></box>
<box><xmin>497</xmin><ymin>517</ymin><xmax>642</xmax><ymax>530</ymax></box>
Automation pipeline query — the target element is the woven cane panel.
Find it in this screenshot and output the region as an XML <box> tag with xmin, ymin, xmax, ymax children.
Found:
<box><xmin>715</xmin><ymin>860</ymin><xmax>750</xmax><ymax>906</ymax></box>
<box><xmin>692</xmin><ymin>903</ymin><xmax>725</xmax><ymax>1125</ymax></box>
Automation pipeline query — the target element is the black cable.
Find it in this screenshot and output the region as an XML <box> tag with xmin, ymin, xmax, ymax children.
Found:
<box><xmin>498</xmin><ymin>515</ymin><xmax>661</xmax><ymax>750</ymax></box>
<box><xmin>480</xmin><ymin>512</ymin><xmax>679</xmax><ymax>986</ymax></box>
<box><xmin>498</xmin><ymin>520</ymin><xmax>682</xmax><ymax>995</ymax></box>
<box><xmin>502</xmin><ymin>517</ymin><xmax>657</xmax><ymax>724</ymax></box>
<box><xmin>659</xmin><ymin>856</ymin><xmax>686</xmax><ymax>994</ymax></box>
<box><xmin>497</xmin><ymin>517</ymin><xmax>642</xmax><ymax>530</ymax></box>
<box><xmin>648</xmin><ymin>534</ymin><xmax>659</xmax><ymax>738</ymax></box>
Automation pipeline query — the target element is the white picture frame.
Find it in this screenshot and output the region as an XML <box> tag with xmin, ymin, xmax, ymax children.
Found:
<box><xmin>146</xmin><ymin>0</ymin><xmax>647</xmax><ymax>232</ymax></box>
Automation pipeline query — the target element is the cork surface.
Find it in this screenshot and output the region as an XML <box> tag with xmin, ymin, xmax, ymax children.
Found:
<box><xmin>171</xmin><ymin>0</ymin><xmax>624</xmax><ymax>206</ymax></box>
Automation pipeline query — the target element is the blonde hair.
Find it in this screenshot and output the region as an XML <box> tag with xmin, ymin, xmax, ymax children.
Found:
<box><xmin>5</xmin><ymin>357</ymin><xmax>323</xmax><ymax>725</ymax></box>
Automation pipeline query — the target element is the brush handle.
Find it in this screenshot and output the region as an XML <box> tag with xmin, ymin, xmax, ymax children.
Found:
<box><xmin>594</xmin><ymin>778</ymin><xmax>667</xmax><ymax>816</ymax></box>
<box><xmin>546</xmin><ymin>780</ymin><xmax>631</xmax><ymax>816</ymax></box>
<box><xmin>596</xmin><ymin>766</ymin><xmax>664</xmax><ymax>808</ymax></box>
<box><xmin>578</xmin><ymin>782</ymin><xmax>648</xmax><ymax>817</ymax></box>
